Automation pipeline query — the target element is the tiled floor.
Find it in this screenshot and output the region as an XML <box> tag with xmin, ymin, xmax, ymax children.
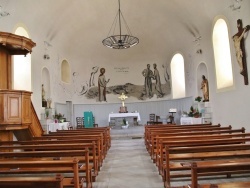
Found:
<box><xmin>93</xmin><ymin>125</ymin><xmax>163</xmax><ymax>188</ymax></box>
<box><xmin>93</xmin><ymin>125</ymin><xmax>250</xmax><ymax>188</ymax></box>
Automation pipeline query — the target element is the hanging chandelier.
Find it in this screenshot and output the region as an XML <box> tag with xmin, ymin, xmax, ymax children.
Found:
<box><xmin>102</xmin><ymin>0</ymin><xmax>139</xmax><ymax>49</ymax></box>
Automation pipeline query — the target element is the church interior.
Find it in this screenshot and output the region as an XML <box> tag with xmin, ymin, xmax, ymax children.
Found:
<box><xmin>0</xmin><ymin>0</ymin><xmax>250</xmax><ymax>187</ymax></box>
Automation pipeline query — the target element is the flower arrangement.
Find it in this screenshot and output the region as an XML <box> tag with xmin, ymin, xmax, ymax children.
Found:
<box><xmin>54</xmin><ymin>112</ymin><xmax>64</xmax><ymax>120</ymax></box>
<box><xmin>195</xmin><ymin>96</ymin><xmax>202</xmax><ymax>102</ymax></box>
<box><xmin>188</xmin><ymin>106</ymin><xmax>200</xmax><ymax>118</ymax></box>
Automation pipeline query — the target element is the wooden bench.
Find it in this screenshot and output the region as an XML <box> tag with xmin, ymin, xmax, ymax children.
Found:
<box><xmin>0</xmin><ymin>159</ymin><xmax>81</xmax><ymax>188</ymax></box>
<box><xmin>145</xmin><ymin>124</ymin><xmax>229</xmax><ymax>151</ymax></box>
<box><xmin>0</xmin><ymin>138</ymin><xmax>104</xmax><ymax>170</ymax></box>
<box><xmin>0</xmin><ymin>150</ymin><xmax>92</xmax><ymax>188</ymax></box>
<box><xmin>0</xmin><ymin>174</ymin><xmax>64</xmax><ymax>188</ymax></box>
<box><xmin>154</xmin><ymin>132</ymin><xmax>250</xmax><ymax>163</ymax></box>
<box><xmin>150</xmin><ymin>128</ymin><xmax>245</xmax><ymax>159</ymax></box>
<box><xmin>50</xmin><ymin>127</ymin><xmax>111</xmax><ymax>150</ymax></box>
<box><xmin>55</xmin><ymin>127</ymin><xmax>111</xmax><ymax>149</ymax></box>
<box><xmin>160</xmin><ymin>139</ymin><xmax>250</xmax><ymax>188</ymax></box>
<box><xmin>144</xmin><ymin>123</ymin><xmax>217</xmax><ymax>143</ymax></box>
<box><xmin>0</xmin><ymin>142</ymin><xmax>99</xmax><ymax>179</ymax></box>
<box><xmin>33</xmin><ymin>134</ymin><xmax>107</xmax><ymax>162</ymax></box>
<box><xmin>33</xmin><ymin>135</ymin><xmax>107</xmax><ymax>165</ymax></box>
<box><xmin>183</xmin><ymin>159</ymin><xmax>250</xmax><ymax>188</ymax></box>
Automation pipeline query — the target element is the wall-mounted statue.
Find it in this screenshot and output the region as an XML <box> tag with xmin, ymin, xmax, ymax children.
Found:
<box><xmin>201</xmin><ymin>75</ymin><xmax>209</xmax><ymax>102</ymax></box>
<box><xmin>232</xmin><ymin>19</ymin><xmax>250</xmax><ymax>85</ymax></box>
<box><xmin>41</xmin><ymin>84</ymin><xmax>47</xmax><ymax>107</ymax></box>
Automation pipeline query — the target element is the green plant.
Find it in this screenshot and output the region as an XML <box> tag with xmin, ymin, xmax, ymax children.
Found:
<box><xmin>122</xmin><ymin>118</ymin><xmax>128</xmax><ymax>125</ymax></box>
<box><xmin>45</xmin><ymin>109</ymin><xmax>49</xmax><ymax>118</ymax></box>
<box><xmin>54</xmin><ymin>112</ymin><xmax>64</xmax><ymax>120</ymax></box>
<box><xmin>195</xmin><ymin>96</ymin><xmax>202</xmax><ymax>102</ymax></box>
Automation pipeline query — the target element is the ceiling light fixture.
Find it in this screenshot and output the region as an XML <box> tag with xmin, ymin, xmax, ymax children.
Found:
<box><xmin>102</xmin><ymin>0</ymin><xmax>139</xmax><ymax>49</ymax></box>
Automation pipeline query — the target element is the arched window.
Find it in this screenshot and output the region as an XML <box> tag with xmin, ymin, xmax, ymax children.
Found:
<box><xmin>171</xmin><ymin>53</ymin><xmax>185</xmax><ymax>99</ymax></box>
<box><xmin>13</xmin><ymin>26</ymin><xmax>31</xmax><ymax>91</ymax></box>
<box><xmin>213</xmin><ymin>18</ymin><xmax>234</xmax><ymax>90</ymax></box>
<box><xmin>61</xmin><ymin>60</ymin><xmax>71</xmax><ymax>83</ymax></box>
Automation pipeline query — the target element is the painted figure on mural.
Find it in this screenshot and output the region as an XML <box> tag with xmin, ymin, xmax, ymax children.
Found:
<box><xmin>98</xmin><ymin>68</ymin><xmax>110</xmax><ymax>102</ymax></box>
<box><xmin>141</xmin><ymin>64</ymin><xmax>154</xmax><ymax>99</ymax></box>
<box><xmin>201</xmin><ymin>75</ymin><xmax>209</xmax><ymax>102</ymax></box>
<box><xmin>232</xmin><ymin>19</ymin><xmax>250</xmax><ymax>76</ymax></box>
<box><xmin>153</xmin><ymin>63</ymin><xmax>164</xmax><ymax>98</ymax></box>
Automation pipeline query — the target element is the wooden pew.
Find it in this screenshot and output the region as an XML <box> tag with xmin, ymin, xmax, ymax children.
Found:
<box><xmin>46</xmin><ymin>131</ymin><xmax>110</xmax><ymax>154</ymax></box>
<box><xmin>49</xmin><ymin>127</ymin><xmax>111</xmax><ymax>150</ymax></box>
<box><xmin>0</xmin><ymin>159</ymin><xmax>81</xmax><ymax>188</ymax></box>
<box><xmin>56</xmin><ymin>127</ymin><xmax>111</xmax><ymax>149</ymax></box>
<box><xmin>34</xmin><ymin>134</ymin><xmax>106</xmax><ymax>155</ymax></box>
<box><xmin>154</xmin><ymin>132</ymin><xmax>250</xmax><ymax>164</ymax></box>
<box><xmin>0</xmin><ymin>174</ymin><xmax>64</xmax><ymax>188</ymax></box>
<box><xmin>160</xmin><ymin>138</ymin><xmax>250</xmax><ymax>188</ymax></box>
<box><xmin>150</xmin><ymin>127</ymin><xmax>243</xmax><ymax>161</ymax></box>
<box><xmin>144</xmin><ymin>123</ymin><xmax>217</xmax><ymax>144</ymax></box>
<box><xmin>183</xmin><ymin>159</ymin><xmax>250</xmax><ymax>188</ymax></box>
<box><xmin>0</xmin><ymin>138</ymin><xmax>104</xmax><ymax>170</ymax></box>
<box><xmin>0</xmin><ymin>142</ymin><xmax>99</xmax><ymax>179</ymax></box>
<box><xmin>150</xmin><ymin>128</ymin><xmax>245</xmax><ymax>159</ymax></box>
<box><xmin>0</xmin><ymin>150</ymin><xmax>92</xmax><ymax>188</ymax></box>
<box><xmin>145</xmin><ymin>124</ymin><xmax>230</xmax><ymax>151</ymax></box>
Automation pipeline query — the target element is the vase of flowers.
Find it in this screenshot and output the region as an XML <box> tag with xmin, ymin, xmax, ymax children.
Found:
<box><xmin>188</xmin><ymin>106</ymin><xmax>200</xmax><ymax>118</ymax></box>
<box><xmin>54</xmin><ymin>112</ymin><xmax>64</xmax><ymax>123</ymax></box>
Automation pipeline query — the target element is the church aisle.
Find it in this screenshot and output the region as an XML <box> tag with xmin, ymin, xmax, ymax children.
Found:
<box><xmin>93</xmin><ymin>135</ymin><xmax>163</xmax><ymax>188</ymax></box>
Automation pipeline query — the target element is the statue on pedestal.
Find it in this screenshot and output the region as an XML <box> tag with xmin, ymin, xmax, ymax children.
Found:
<box><xmin>42</xmin><ymin>84</ymin><xmax>47</xmax><ymax>107</ymax></box>
<box><xmin>118</xmin><ymin>93</ymin><xmax>128</xmax><ymax>113</ymax></box>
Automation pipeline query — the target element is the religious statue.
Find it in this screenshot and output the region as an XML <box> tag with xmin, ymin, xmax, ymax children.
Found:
<box><xmin>42</xmin><ymin>84</ymin><xmax>45</xmax><ymax>101</ymax></box>
<box><xmin>41</xmin><ymin>84</ymin><xmax>47</xmax><ymax>107</ymax></box>
<box><xmin>118</xmin><ymin>93</ymin><xmax>128</xmax><ymax>113</ymax></box>
<box><xmin>232</xmin><ymin>19</ymin><xmax>250</xmax><ymax>85</ymax></box>
<box><xmin>201</xmin><ymin>75</ymin><xmax>209</xmax><ymax>102</ymax></box>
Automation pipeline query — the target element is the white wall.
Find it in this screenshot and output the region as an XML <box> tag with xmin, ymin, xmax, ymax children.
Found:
<box><xmin>1</xmin><ymin>1</ymin><xmax>250</xmax><ymax>132</ymax></box>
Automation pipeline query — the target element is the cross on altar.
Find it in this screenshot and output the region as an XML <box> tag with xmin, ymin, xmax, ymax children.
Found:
<box><xmin>118</xmin><ymin>93</ymin><xmax>128</xmax><ymax>107</ymax></box>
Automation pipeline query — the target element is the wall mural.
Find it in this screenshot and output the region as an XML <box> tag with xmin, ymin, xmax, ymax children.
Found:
<box><xmin>85</xmin><ymin>63</ymin><xmax>171</xmax><ymax>101</ymax></box>
<box><xmin>56</xmin><ymin>59</ymin><xmax>171</xmax><ymax>101</ymax></box>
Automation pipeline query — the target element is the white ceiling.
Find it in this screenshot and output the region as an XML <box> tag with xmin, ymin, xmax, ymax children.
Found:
<box><xmin>0</xmin><ymin>0</ymin><xmax>242</xmax><ymax>65</ymax></box>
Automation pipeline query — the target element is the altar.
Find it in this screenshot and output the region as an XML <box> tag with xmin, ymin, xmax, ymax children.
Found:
<box><xmin>108</xmin><ymin>112</ymin><xmax>141</xmax><ymax>126</ymax></box>
<box><xmin>46</xmin><ymin>122</ymin><xmax>70</xmax><ymax>133</ymax></box>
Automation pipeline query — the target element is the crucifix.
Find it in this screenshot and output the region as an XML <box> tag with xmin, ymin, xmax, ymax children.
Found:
<box><xmin>118</xmin><ymin>93</ymin><xmax>128</xmax><ymax>113</ymax></box>
<box><xmin>118</xmin><ymin>93</ymin><xmax>128</xmax><ymax>107</ymax></box>
<box><xmin>232</xmin><ymin>19</ymin><xmax>250</xmax><ymax>85</ymax></box>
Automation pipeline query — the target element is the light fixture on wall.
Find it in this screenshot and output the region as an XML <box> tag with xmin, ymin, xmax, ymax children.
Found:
<box><xmin>102</xmin><ymin>0</ymin><xmax>139</xmax><ymax>49</ymax></box>
<box><xmin>43</xmin><ymin>41</ymin><xmax>52</xmax><ymax>60</ymax></box>
<box><xmin>0</xmin><ymin>6</ymin><xmax>9</xmax><ymax>18</ymax></box>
